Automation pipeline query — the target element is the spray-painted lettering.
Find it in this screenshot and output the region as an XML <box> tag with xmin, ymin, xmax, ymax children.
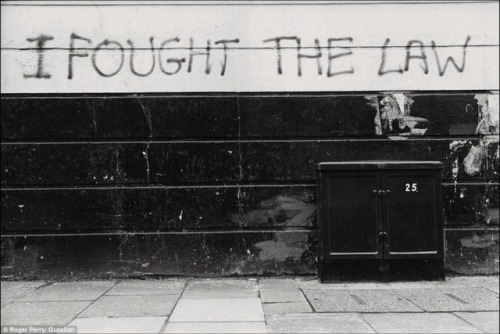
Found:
<box><xmin>262</xmin><ymin>36</ymin><xmax>354</xmax><ymax>77</ymax></box>
<box><xmin>22</xmin><ymin>34</ymin><xmax>471</xmax><ymax>79</ymax></box>
<box><xmin>379</xmin><ymin>36</ymin><xmax>471</xmax><ymax>76</ymax></box>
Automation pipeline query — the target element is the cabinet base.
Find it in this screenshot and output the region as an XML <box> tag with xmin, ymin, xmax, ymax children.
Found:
<box><xmin>319</xmin><ymin>258</ymin><xmax>445</xmax><ymax>282</ymax></box>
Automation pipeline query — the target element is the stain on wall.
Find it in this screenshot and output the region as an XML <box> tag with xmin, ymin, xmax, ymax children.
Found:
<box><xmin>445</xmin><ymin>230</ymin><xmax>499</xmax><ymax>275</ymax></box>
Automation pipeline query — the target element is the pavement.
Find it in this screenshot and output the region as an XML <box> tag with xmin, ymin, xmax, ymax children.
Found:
<box><xmin>1</xmin><ymin>276</ymin><xmax>499</xmax><ymax>333</ymax></box>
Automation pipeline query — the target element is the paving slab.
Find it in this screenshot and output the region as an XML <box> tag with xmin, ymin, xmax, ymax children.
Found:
<box><xmin>19</xmin><ymin>281</ymin><xmax>115</xmax><ymax>301</ymax></box>
<box><xmin>78</xmin><ymin>294</ymin><xmax>178</xmax><ymax>317</ymax></box>
<box><xmin>259</xmin><ymin>279</ymin><xmax>299</xmax><ymax>290</ymax></box>
<box><xmin>303</xmin><ymin>289</ymin><xmax>423</xmax><ymax>313</ymax></box>
<box><xmin>169</xmin><ymin>298</ymin><xmax>264</xmax><ymax>322</ymax></box>
<box><xmin>395</xmin><ymin>287</ymin><xmax>500</xmax><ymax>312</ymax></box>
<box><xmin>454</xmin><ymin>312</ymin><xmax>500</xmax><ymax>333</ymax></box>
<box><xmin>163</xmin><ymin>322</ymin><xmax>267</xmax><ymax>333</ymax></box>
<box><xmin>260</xmin><ymin>289</ymin><xmax>306</xmax><ymax>303</ymax></box>
<box><xmin>0</xmin><ymin>282</ymin><xmax>47</xmax><ymax>298</ymax></box>
<box><xmin>362</xmin><ymin>313</ymin><xmax>483</xmax><ymax>333</ymax></box>
<box><xmin>1</xmin><ymin>301</ymin><xmax>91</xmax><ymax>326</ymax></box>
<box><xmin>106</xmin><ymin>279</ymin><xmax>185</xmax><ymax>296</ymax></box>
<box><xmin>447</xmin><ymin>276</ymin><xmax>500</xmax><ymax>294</ymax></box>
<box><xmin>475</xmin><ymin>277</ymin><xmax>499</xmax><ymax>294</ymax></box>
<box><xmin>297</xmin><ymin>279</ymin><xmax>467</xmax><ymax>290</ymax></box>
<box><xmin>68</xmin><ymin>316</ymin><xmax>167</xmax><ymax>333</ymax></box>
<box><xmin>266</xmin><ymin>313</ymin><xmax>375</xmax><ymax>333</ymax></box>
<box><xmin>263</xmin><ymin>301</ymin><xmax>312</xmax><ymax>315</ymax></box>
<box><xmin>182</xmin><ymin>279</ymin><xmax>258</xmax><ymax>299</ymax></box>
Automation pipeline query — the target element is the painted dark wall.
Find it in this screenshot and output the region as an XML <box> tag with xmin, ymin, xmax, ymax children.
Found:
<box><xmin>1</xmin><ymin>93</ymin><xmax>498</xmax><ymax>279</ymax></box>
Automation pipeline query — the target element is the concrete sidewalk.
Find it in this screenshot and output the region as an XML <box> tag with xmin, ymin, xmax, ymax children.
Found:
<box><xmin>1</xmin><ymin>276</ymin><xmax>499</xmax><ymax>333</ymax></box>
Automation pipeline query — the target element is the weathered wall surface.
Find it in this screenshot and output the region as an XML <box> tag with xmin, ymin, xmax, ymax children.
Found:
<box><xmin>1</xmin><ymin>1</ymin><xmax>498</xmax><ymax>279</ymax></box>
<box><xmin>1</xmin><ymin>94</ymin><xmax>498</xmax><ymax>278</ymax></box>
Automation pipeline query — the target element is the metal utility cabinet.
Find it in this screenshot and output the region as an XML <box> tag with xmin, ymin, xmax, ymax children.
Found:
<box><xmin>317</xmin><ymin>161</ymin><xmax>444</xmax><ymax>281</ymax></box>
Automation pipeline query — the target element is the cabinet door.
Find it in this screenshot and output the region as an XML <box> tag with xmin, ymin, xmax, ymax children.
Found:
<box><xmin>321</xmin><ymin>172</ymin><xmax>382</xmax><ymax>259</ymax></box>
<box><xmin>382</xmin><ymin>171</ymin><xmax>443</xmax><ymax>259</ymax></box>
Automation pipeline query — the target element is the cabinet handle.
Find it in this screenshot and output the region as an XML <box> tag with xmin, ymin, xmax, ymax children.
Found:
<box><xmin>379</xmin><ymin>232</ymin><xmax>388</xmax><ymax>239</ymax></box>
<box><xmin>373</xmin><ymin>190</ymin><xmax>390</xmax><ymax>198</ymax></box>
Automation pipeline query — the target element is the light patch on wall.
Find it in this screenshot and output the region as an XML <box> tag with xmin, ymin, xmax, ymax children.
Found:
<box><xmin>367</xmin><ymin>94</ymin><xmax>429</xmax><ymax>136</ymax></box>
<box><xmin>463</xmin><ymin>94</ymin><xmax>499</xmax><ymax>176</ymax></box>
<box><xmin>460</xmin><ymin>233</ymin><xmax>498</xmax><ymax>249</ymax></box>
<box><xmin>230</xmin><ymin>195</ymin><xmax>315</xmax><ymax>228</ymax></box>
<box><xmin>475</xmin><ymin>93</ymin><xmax>499</xmax><ymax>135</ymax></box>
<box><xmin>446</xmin><ymin>93</ymin><xmax>499</xmax><ymax>177</ymax></box>
<box><xmin>254</xmin><ymin>233</ymin><xmax>308</xmax><ymax>262</ymax></box>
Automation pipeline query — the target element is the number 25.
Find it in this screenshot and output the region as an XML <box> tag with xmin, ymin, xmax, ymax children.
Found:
<box><xmin>405</xmin><ymin>183</ymin><xmax>418</xmax><ymax>192</ymax></box>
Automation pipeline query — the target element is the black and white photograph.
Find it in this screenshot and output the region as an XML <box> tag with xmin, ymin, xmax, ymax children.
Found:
<box><xmin>1</xmin><ymin>0</ymin><xmax>498</xmax><ymax>333</ymax></box>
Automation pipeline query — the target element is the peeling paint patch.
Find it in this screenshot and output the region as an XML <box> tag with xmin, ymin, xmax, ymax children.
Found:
<box><xmin>463</xmin><ymin>144</ymin><xmax>486</xmax><ymax>176</ymax></box>
<box><xmin>445</xmin><ymin>230</ymin><xmax>499</xmax><ymax>275</ymax></box>
<box><xmin>382</xmin><ymin>94</ymin><xmax>428</xmax><ymax>135</ymax></box>
<box><xmin>254</xmin><ymin>232</ymin><xmax>309</xmax><ymax>262</ymax></box>
<box><xmin>254</xmin><ymin>240</ymin><xmax>305</xmax><ymax>261</ymax></box>
<box><xmin>364</xmin><ymin>95</ymin><xmax>382</xmax><ymax>135</ymax></box>
<box><xmin>230</xmin><ymin>195</ymin><xmax>315</xmax><ymax>228</ymax></box>
<box><xmin>460</xmin><ymin>234</ymin><xmax>498</xmax><ymax>248</ymax></box>
<box><xmin>460</xmin><ymin>93</ymin><xmax>500</xmax><ymax>176</ymax></box>
<box><xmin>475</xmin><ymin>93</ymin><xmax>499</xmax><ymax>135</ymax></box>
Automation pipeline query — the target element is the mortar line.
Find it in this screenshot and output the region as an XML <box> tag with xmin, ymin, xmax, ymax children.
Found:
<box><xmin>0</xmin><ymin>183</ymin><xmax>318</xmax><ymax>190</ymax></box>
<box><xmin>1</xmin><ymin>230</ymin><xmax>316</xmax><ymax>237</ymax></box>
<box><xmin>159</xmin><ymin>278</ymin><xmax>190</xmax><ymax>333</ymax></box>
<box><xmin>478</xmin><ymin>286</ymin><xmax>500</xmax><ymax>294</ymax></box>
<box><xmin>452</xmin><ymin>312</ymin><xmax>489</xmax><ymax>332</ymax></box>
<box><xmin>1</xmin><ymin>183</ymin><xmax>496</xmax><ymax>191</ymax></box>
<box><xmin>3</xmin><ymin>91</ymin><xmax>498</xmax><ymax>99</ymax></box>
<box><xmin>359</xmin><ymin>313</ymin><xmax>379</xmax><ymax>333</ymax></box>
<box><xmin>3</xmin><ymin>282</ymin><xmax>54</xmax><ymax>304</ymax></box>
<box><xmin>65</xmin><ymin>280</ymin><xmax>119</xmax><ymax>326</ymax></box>
<box><xmin>296</xmin><ymin>282</ymin><xmax>317</xmax><ymax>313</ymax></box>
<box><xmin>296</xmin><ymin>309</ymin><xmax>499</xmax><ymax>313</ymax></box>
<box><xmin>255</xmin><ymin>279</ymin><xmax>269</xmax><ymax>328</ymax></box>
<box><xmin>3</xmin><ymin>136</ymin><xmax>498</xmax><ymax>144</ymax></box>
<box><xmin>390</xmin><ymin>290</ymin><xmax>426</xmax><ymax>313</ymax></box>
